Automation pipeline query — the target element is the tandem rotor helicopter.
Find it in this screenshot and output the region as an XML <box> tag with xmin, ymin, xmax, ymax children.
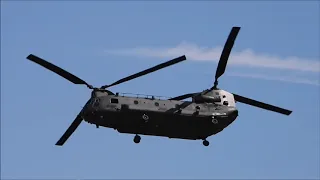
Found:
<box><xmin>27</xmin><ymin>26</ymin><xmax>292</xmax><ymax>147</ymax></box>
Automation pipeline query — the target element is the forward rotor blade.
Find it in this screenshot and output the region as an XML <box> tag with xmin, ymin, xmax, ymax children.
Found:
<box><xmin>232</xmin><ymin>93</ymin><xmax>292</xmax><ymax>115</ymax></box>
<box><xmin>27</xmin><ymin>54</ymin><xmax>91</xmax><ymax>87</ymax></box>
<box><xmin>55</xmin><ymin>114</ymin><xmax>83</xmax><ymax>146</ymax></box>
<box><xmin>215</xmin><ymin>27</ymin><xmax>241</xmax><ymax>80</ymax></box>
<box><xmin>169</xmin><ymin>93</ymin><xmax>197</xmax><ymax>100</ymax></box>
<box><xmin>101</xmin><ymin>55</ymin><xmax>187</xmax><ymax>89</ymax></box>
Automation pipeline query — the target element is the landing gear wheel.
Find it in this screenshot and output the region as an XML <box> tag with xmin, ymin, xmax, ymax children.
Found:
<box><xmin>133</xmin><ymin>135</ymin><xmax>141</xmax><ymax>144</ymax></box>
<box><xmin>203</xmin><ymin>140</ymin><xmax>209</xmax><ymax>146</ymax></box>
<box><xmin>212</xmin><ymin>119</ymin><xmax>218</xmax><ymax>124</ymax></box>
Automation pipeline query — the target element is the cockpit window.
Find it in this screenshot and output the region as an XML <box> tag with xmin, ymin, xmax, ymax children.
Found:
<box><xmin>111</xmin><ymin>98</ymin><xmax>119</xmax><ymax>104</ymax></box>
<box><xmin>213</xmin><ymin>96</ymin><xmax>221</xmax><ymax>102</ymax></box>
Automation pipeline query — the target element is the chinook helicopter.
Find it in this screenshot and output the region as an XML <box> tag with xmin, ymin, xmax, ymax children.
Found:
<box><xmin>26</xmin><ymin>26</ymin><xmax>292</xmax><ymax>147</ymax></box>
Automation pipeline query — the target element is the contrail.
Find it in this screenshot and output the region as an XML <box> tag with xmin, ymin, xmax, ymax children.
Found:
<box><xmin>104</xmin><ymin>42</ymin><xmax>320</xmax><ymax>73</ymax></box>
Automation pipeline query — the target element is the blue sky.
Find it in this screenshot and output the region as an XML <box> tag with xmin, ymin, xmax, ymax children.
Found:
<box><xmin>1</xmin><ymin>1</ymin><xmax>319</xmax><ymax>179</ymax></box>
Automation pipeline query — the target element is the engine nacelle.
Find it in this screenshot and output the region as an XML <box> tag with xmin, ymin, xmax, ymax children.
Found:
<box><xmin>193</xmin><ymin>94</ymin><xmax>221</xmax><ymax>103</ymax></box>
<box><xmin>193</xmin><ymin>89</ymin><xmax>236</xmax><ymax>107</ymax></box>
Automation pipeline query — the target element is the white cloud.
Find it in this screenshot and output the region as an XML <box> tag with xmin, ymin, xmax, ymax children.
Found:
<box><xmin>227</xmin><ymin>72</ymin><xmax>320</xmax><ymax>86</ymax></box>
<box><xmin>104</xmin><ymin>42</ymin><xmax>320</xmax><ymax>86</ymax></box>
<box><xmin>104</xmin><ymin>42</ymin><xmax>320</xmax><ymax>73</ymax></box>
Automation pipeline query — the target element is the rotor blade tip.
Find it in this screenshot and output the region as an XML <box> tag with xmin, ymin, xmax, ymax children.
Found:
<box><xmin>55</xmin><ymin>140</ymin><xmax>63</xmax><ymax>146</ymax></box>
<box><xmin>26</xmin><ymin>54</ymin><xmax>34</xmax><ymax>59</ymax></box>
<box><xmin>177</xmin><ymin>55</ymin><xmax>186</xmax><ymax>60</ymax></box>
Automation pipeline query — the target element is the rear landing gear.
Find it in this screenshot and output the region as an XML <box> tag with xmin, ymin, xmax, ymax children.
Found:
<box><xmin>133</xmin><ymin>135</ymin><xmax>141</xmax><ymax>144</ymax></box>
<box><xmin>202</xmin><ymin>140</ymin><xmax>209</xmax><ymax>146</ymax></box>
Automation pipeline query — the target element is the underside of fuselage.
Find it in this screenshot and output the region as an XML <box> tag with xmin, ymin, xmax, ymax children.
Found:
<box><xmin>82</xmin><ymin>94</ymin><xmax>239</xmax><ymax>140</ymax></box>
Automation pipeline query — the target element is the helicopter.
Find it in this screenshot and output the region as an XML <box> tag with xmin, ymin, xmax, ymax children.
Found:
<box><xmin>26</xmin><ymin>26</ymin><xmax>292</xmax><ymax>147</ymax></box>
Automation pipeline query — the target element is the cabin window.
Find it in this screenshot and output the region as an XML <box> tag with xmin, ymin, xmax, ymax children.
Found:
<box><xmin>155</xmin><ymin>102</ymin><xmax>159</xmax><ymax>106</ymax></box>
<box><xmin>223</xmin><ymin>95</ymin><xmax>226</xmax><ymax>98</ymax></box>
<box><xmin>223</xmin><ymin>101</ymin><xmax>228</xmax><ymax>106</ymax></box>
<box><xmin>111</xmin><ymin>98</ymin><xmax>119</xmax><ymax>104</ymax></box>
<box><xmin>215</xmin><ymin>92</ymin><xmax>219</xmax><ymax>95</ymax></box>
<box><xmin>134</xmin><ymin>100</ymin><xmax>139</xmax><ymax>104</ymax></box>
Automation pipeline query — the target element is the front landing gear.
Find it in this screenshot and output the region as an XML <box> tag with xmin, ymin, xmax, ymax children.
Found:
<box><xmin>133</xmin><ymin>135</ymin><xmax>141</xmax><ymax>144</ymax></box>
<box><xmin>202</xmin><ymin>140</ymin><xmax>209</xmax><ymax>146</ymax></box>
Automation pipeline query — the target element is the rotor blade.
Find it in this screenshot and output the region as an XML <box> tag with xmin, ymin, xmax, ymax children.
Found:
<box><xmin>169</xmin><ymin>93</ymin><xmax>197</xmax><ymax>100</ymax></box>
<box><xmin>27</xmin><ymin>54</ymin><xmax>91</xmax><ymax>87</ymax></box>
<box><xmin>101</xmin><ymin>55</ymin><xmax>187</xmax><ymax>89</ymax></box>
<box><xmin>233</xmin><ymin>93</ymin><xmax>292</xmax><ymax>115</ymax></box>
<box><xmin>55</xmin><ymin>114</ymin><xmax>83</xmax><ymax>146</ymax></box>
<box><xmin>215</xmin><ymin>27</ymin><xmax>241</xmax><ymax>80</ymax></box>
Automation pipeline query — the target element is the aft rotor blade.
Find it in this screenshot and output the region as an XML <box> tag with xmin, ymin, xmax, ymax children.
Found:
<box><xmin>215</xmin><ymin>27</ymin><xmax>241</xmax><ymax>80</ymax></box>
<box><xmin>101</xmin><ymin>55</ymin><xmax>187</xmax><ymax>89</ymax></box>
<box><xmin>55</xmin><ymin>114</ymin><xmax>83</xmax><ymax>146</ymax></box>
<box><xmin>27</xmin><ymin>54</ymin><xmax>92</xmax><ymax>87</ymax></box>
<box><xmin>169</xmin><ymin>93</ymin><xmax>198</xmax><ymax>100</ymax></box>
<box><xmin>233</xmin><ymin>93</ymin><xmax>292</xmax><ymax>115</ymax></box>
